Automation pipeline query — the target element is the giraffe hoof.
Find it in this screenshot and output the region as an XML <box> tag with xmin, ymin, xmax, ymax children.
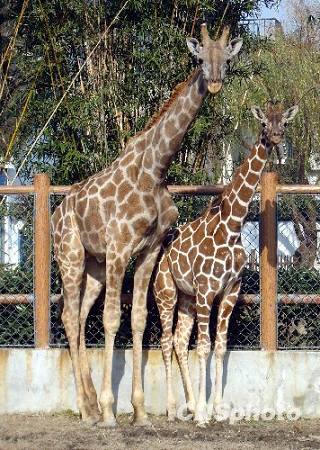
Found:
<box><xmin>195</xmin><ymin>420</ymin><xmax>208</xmax><ymax>428</ymax></box>
<box><xmin>132</xmin><ymin>416</ymin><xmax>151</xmax><ymax>427</ymax></box>
<box><xmin>177</xmin><ymin>405</ymin><xmax>194</xmax><ymax>422</ymax></box>
<box><xmin>97</xmin><ymin>417</ymin><xmax>118</xmax><ymax>428</ymax></box>
<box><xmin>83</xmin><ymin>415</ymin><xmax>101</xmax><ymax>426</ymax></box>
<box><xmin>167</xmin><ymin>414</ymin><xmax>176</xmax><ymax>422</ymax></box>
<box><xmin>194</xmin><ymin>411</ymin><xmax>209</xmax><ymax>426</ymax></box>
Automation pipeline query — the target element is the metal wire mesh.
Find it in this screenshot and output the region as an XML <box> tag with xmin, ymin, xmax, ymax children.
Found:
<box><xmin>228</xmin><ymin>194</ymin><xmax>260</xmax><ymax>349</ymax></box>
<box><xmin>2</xmin><ymin>187</ymin><xmax>319</xmax><ymax>351</ymax></box>
<box><xmin>49</xmin><ymin>194</ymin><xmax>65</xmax><ymax>346</ymax></box>
<box><xmin>277</xmin><ymin>193</ymin><xmax>320</xmax><ymax>349</ymax></box>
<box><xmin>0</xmin><ymin>194</ymin><xmax>34</xmax><ymax>347</ymax></box>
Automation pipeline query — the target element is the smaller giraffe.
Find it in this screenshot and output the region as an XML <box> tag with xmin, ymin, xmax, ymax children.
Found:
<box><xmin>153</xmin><ymin>101</ymin><xmax>298</xmax><ymax>426</ymax></box>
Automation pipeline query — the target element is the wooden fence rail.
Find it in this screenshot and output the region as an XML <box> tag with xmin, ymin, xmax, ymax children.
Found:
<box><xmin>1</xmin><ymin>172</ymin><xmax>320</xmax><ymax>350</ymax></box>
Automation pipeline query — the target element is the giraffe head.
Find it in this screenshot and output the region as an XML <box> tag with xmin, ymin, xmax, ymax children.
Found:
<box><xmin>251</xmin><ymin>101</ymin><xmax>298</xmax><ymax>162</ymax></box>
<box><xmin>186</xmin><ymin>24</ymin><xmax>243</xmax><ymax>94</ymax></box>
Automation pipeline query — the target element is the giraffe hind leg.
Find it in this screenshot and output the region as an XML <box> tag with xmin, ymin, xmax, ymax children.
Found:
<box><xmin>54</xmin><ymin>217</ymin><xmax>97</xmax><ymax>423</ymax></box>
<box><xmin>173</xmin><ymin>293</ymin><xmax>196</xmax><ymax>419</ymax></box>
<box><xmin>212</xmin><ymin>279</ymin><xmax>241</xmax><ymax>419</ymax></box>
<box><xmin>58</xmin><ymin>255</ymin><xmax>94</xmax><ymax>422</ymax></box>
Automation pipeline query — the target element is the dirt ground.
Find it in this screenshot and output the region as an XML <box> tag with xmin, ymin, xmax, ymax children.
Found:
<box><xmin>1</xmin><ymin>414</ymin><xmax>320</xmax><ymax>450</ymax></box>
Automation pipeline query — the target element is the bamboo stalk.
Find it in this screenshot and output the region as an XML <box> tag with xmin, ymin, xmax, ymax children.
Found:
<box><xmin>4</xmin><ymin>88</ymin><xmax>34</xmax><ymax>162</ymax></box>
<box><xmin>0</xmin><ymin>0</ymin><xmax>30</xmax><ymax>100</ymax></box>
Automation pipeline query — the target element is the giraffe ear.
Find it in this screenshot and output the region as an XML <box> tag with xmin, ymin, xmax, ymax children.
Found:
<box><xmin>251</xmin><ymin>106</ymin><xmax>267</xmax><ymax>123</ymax></box>
<box><xmin>283</xmin><ymin>105</ymin><xmax>299</xmax><ymax>122</ymax></box>
<box><xmin>186</xmin><ymin>37</ymin><xmax>201</xmax><ymax>58</ymax></box>
<box><xmin>226</xmin><ymin>37</ymin><xmax>243</xmax><ymax>59</ymax></box>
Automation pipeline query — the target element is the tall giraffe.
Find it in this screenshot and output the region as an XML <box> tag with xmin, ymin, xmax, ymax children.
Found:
<box><xmin>51</xmin><ymin>24</ymin><xmax>243</xmax><ymax>427</ymax></box>
<box><xmin>154</xmin><ymin>101</ymin><xmax>298</xmax><ymax>426</ymax></box>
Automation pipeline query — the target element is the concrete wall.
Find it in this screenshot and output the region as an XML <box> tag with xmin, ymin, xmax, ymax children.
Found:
<box><xmin>1</xmin><ymin>349</ymin><xmax>320</xmax><ymax>419</ymax></box>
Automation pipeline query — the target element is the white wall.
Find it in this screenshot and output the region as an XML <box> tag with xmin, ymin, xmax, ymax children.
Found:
<box><xmin>1</xmin><ymin>349</ymin><xmax>320</xmax><ymax>419</ymax></box>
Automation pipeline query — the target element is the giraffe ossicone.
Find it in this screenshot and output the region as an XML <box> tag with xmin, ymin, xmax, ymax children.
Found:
<box><xmin>153</xmin><ymin>101</ymin><xmax>298</xmax><ymax>426</ymax></box>
<box><xmin>51</xmin><ymin>24</ymin><xmax>242</xmax><ymax>427</ymax></box>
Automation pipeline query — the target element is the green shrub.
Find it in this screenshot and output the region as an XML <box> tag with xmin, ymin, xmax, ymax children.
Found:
<box><xmin>240</xmin><ymin>266</ymin><xmax>320</xmax><ymax>295</ymax></box>
<box><xmin>0</xmin><ymin>264</ymin><xmax>33</xmax><ymax>294</ymax></box>
<box><xmin>278</xmin><ymin>267</ymin><xmax>320</xmax><ymax>294</ymax></box>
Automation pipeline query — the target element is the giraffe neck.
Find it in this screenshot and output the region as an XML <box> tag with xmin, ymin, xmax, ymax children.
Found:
<box><xmin>141</xmin><ymin>69</ymin><xmax>208</xmax><ymax>182</ymax></box>
<box><xmin>219</xmin><ymin>138</ymin><xmax>270</xmax><ymax>232</ymax></box>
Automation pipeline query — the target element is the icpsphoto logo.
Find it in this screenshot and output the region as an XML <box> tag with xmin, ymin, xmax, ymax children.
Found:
<box><xmin>177</xmin><ymin>402</ymin><xmax>301</xmax><ymax>424</ymax></box>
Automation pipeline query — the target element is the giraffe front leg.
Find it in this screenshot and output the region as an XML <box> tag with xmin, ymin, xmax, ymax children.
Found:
<box><xmin>131</xmin><ymin>245</ymin><xmax>161</xmax><ymax>426</ymax></box>
<box><xmin>194</xmin><ymin>290</ymin><xmax>215</xmax><ymax>427</ymax></box>
<box><xmin>99</xmin><ymin>244</ymin><xmax>131</xmax><ymax>428</ymax></box>
<box><xmin>154</xmin><ymin>253</ymin><xmax>178</xmax><ymax>422</ymax></box>
<box><xmin>212</xmin><ymin>279</ymin><xmax>241</xmax><ymax>419</ymax></box>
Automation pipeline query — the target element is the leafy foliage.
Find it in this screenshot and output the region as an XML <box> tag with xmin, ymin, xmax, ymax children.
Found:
<box><xmin>240</xmin><ymin>266</ymin><xmax>320</xmax><ymax>295</ymax></box>
<box><xmin>0</xmin><ymin>264</ymin><xmax>33</xmax><ymax>293</ymax></box>
<box><xmin>222</xmin><ymin>31</ymin><xmax>320</xmax><ymax>184</ymax></box>
<box><xmin>1</xmin><ymin>0</ymin><xmax>278</xmax><ymax>185</ymax></box>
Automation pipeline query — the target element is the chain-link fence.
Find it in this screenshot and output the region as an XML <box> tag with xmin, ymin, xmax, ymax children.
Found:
<box><xmin>50</xmin><ymin>194</ymin><xmax>66</xmax><ymax>346</ymax></box>
<box><xmin>233</xmin><ymin>194</ymin><xmax>260</xmax><ymax>349</ymax></box>
<box><xmin>277</xmin><ymin>193</ymin><xmax>320</xmax><ymax>349</ymax></box>
<box><xmin>1</xmin><ymin>182</ymin><xmax>320</xmax><ymax>351</ymax></box>
<box><xmin>0</xmin><ymin>194</ymin><xmax>34</xmax><ymax>347</ymax></box>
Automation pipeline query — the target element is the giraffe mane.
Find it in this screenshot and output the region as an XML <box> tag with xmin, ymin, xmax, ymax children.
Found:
<box><xmin>222</xmin><ymin>174</ymin><xmax>236</xmax><ymax>199</ymax></box>
<box><xmin>203</xmin><ymin>193</ymin><xmax>223</xmax><ymax>216</ymax></box>
<box><xmin>221</xmin><ymin>153</ymin><xmax>251</xmax><ymax>201</ymax></box>
<box><xmin>128</xmin><ymin>68</ymin><xmax>201</xmax><ymax>143</ymax></box>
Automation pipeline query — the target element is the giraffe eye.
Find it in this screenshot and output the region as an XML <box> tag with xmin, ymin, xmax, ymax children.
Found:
<box><xmin>262</xmin><ymin>122</ymin><xmax>266</xmax><ymax>127</ymax></box>
<box><xmin>198</xmin><ymin>57</ymin><xmax>203</xmax><ymax>64</ymax></box>
<box><xmin>283</xmin><ymin>122</ymin><xmax>288</xmax><ymax>127</ymax></box>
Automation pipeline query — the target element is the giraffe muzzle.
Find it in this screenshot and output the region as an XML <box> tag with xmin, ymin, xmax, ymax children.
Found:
<box><xmin>208</xmin><ymin>81</ymin><xmax>222</xmax><ymax>94</ymax></box>
<box><xmin>271</xmin><ymin>136</ymin><xmax>282</xmax><ymax>145</ymax></box>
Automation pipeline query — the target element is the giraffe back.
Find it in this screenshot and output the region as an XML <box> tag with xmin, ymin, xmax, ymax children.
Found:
<box><xmin>161</xmin><ymin>201</ymin><xmax>247</xmax><ymax>298</ymax></box>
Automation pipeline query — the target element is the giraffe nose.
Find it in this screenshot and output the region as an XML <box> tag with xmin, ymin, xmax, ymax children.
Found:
<box><xmin>211</xmin><ymin>77</ymin><xmax>222</xmax><ymax>84</ymax></box>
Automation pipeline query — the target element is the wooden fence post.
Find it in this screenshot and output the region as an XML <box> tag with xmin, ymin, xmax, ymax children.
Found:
<box><xmin>34</xmin><ymin>173</ymin><xmax>51</xmax><ymax>348</ymax></box>
<box><xmin>260</xmin><ymin>172</ymin><xmax>278</xmax><ymax>351</ymax></box>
